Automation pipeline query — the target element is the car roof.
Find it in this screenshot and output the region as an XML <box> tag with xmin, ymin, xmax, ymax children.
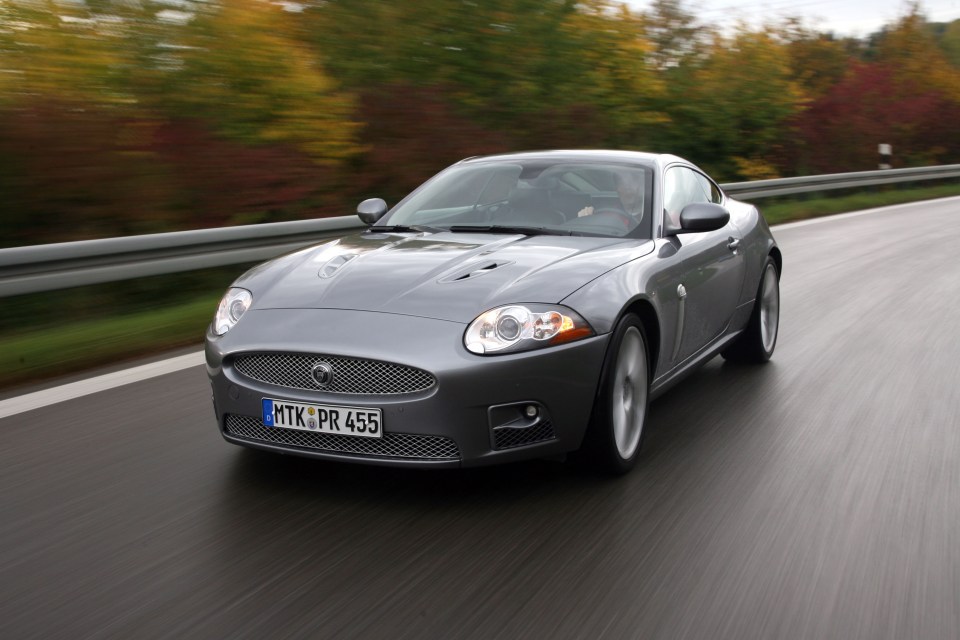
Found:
<box><xmin>458</xmin><ymin>149</ymin><xmax>684</xmax><ymax>169</ymax></box>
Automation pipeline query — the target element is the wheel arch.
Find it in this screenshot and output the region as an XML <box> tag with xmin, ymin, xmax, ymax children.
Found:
<box><xmin>576</xmin><ymin>297</ymin><xmax>658</xmax><ymax>472</ymax></box>
<box><xmin>618</xmin><ymin>297</ymin><xmax>660</xmax><ymax>379</ymax></box>
<box><xmin>769</xmin><ymin>246</ymin><xmax>783</xmax><ymax>278</ymax></box>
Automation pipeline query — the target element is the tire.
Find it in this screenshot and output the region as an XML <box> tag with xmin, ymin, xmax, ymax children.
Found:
<box><xmin>722</xmin><ymin>256</ymin><xmax>780</xmax><ymax>363</ymax></box>
<box><xmin>577</xmin><ymin>313</ymin><xmax>650</xmax><ymax>474</ymax></box>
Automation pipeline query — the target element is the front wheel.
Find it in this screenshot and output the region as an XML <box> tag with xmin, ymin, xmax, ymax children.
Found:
<box><xmin>722</xmin><ymin>256</ymin><xmax>780</xmax><ymax>363</ymax></box>
<box><xmin>578</xmin><ymin>314</ymin><xmax>650</xmax><ymax>474</ymax></box>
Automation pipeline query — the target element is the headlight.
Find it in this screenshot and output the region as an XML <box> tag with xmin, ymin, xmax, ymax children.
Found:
<box><xmin>213</xmin><ymin>287</ymin><xmax>253</xmax><ymax>335</ymax></box>
<box><xmin>464</xmin><ymin>304</ymin><xmax>595</xmax><ymax>354</ymax></box>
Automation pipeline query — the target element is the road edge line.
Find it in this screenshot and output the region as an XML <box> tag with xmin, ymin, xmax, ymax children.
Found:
<box><xmin>0</xmin><ymin>351</ymin><xmax>205</xmax><ymax>419</ymax></box>
<box><xmin>770</xmin><ymin>195</ymin><xmax>960</xmax><ymax>231</ymax></box>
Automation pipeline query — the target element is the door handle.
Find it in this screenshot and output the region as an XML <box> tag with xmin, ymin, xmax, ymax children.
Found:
<box><xmin>727</xmin><ymin>238</ymin><xmax>741</xmax><ymax>252</ymax></box>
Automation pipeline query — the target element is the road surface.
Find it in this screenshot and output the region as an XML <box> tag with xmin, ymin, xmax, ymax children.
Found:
<box><xmin>2</xmin><ymin>198</ymin><xmax>959</xmax><ymax>639</ymax></box>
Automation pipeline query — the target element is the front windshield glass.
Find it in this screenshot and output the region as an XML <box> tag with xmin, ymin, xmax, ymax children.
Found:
<box><xmin>379</xmin><ymin>160</ymin><xmax>655</xmax><ymax>239</ymax></box>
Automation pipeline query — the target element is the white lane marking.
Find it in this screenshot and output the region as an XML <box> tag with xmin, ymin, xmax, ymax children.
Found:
<box><xmin>771</xmin><ymin>195</ymin><xmax>960</xmax><ymax>232</ymax></box>
<box><xmin>0</xmin><ymin>351</ymin><xmax>205</xmax><ymax>419</ymax></box>
<box><xmin>4</xmin><ymin>195</ymin><xmax>958</xmax><ymax>418</ymax></box>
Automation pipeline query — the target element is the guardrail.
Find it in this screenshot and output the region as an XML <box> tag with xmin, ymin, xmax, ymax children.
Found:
<box><xmin>0</xmin><ymin>216</ymin><xmax>366</xmax><ymax>297</ymax></box>
<box><xmin>2</xmin><ymin>163</ymin><xmax>958</xmax><ymax>297</ymax></box>
<box><xmin>722</xmin><ymin>164</ymin><xmax>960</xmax><ymax>199</ymax></box>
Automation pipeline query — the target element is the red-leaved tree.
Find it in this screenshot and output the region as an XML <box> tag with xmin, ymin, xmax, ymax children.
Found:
<box><xmin>792</xmin><ymin>62</ymin><xmax>960</xmax><ymax>172</ymax></box>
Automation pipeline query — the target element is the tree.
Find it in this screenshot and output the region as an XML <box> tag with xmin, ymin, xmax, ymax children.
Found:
<box><xmin>936</xmin><ymin>19</ymin><xmax>960</xmax><ymax>67</ymax></box>
<box><xmin>173</xmin><ymin>0</ymin><xmax>360</xmax><ymax>163</ymax></box>
<box><xmin>793</xmin><ymin>61</ymin><xmax>960</xmax><ymax>172</ymax></box>
<box><xmin>558</xmin><ymin>0</ymin><xmax>666</xmax><ymax>147</ymax></box>
<box><xmin>872</xmin><ymin>7</ymin><xmax>960</xmax><ymax>102</ymax></box>
<box><xmin>347</xmin><ymin>85</ymin><xmax>510</xmax><ymax>205</ymax></box>
<box><xmin>308</xmin><ymin>0</ymin><xmax>664</xmax><ymax>146</ymax></box>
<box><xmin>644</xmin><ymin>0</ymin><xmax>702</xmax><ymax>71</ymax></box>
<box><xmin>782</xmin><ymin>21</ymin><xmax>854</xmax><ymax>99</ymax></box>
<box><xmin>653</xmin><ymin>26</ymin><xmax>804</xmax><ymax>179</ymax></box>
<box><xmin>0</xmin><ymin>0</ymin><xmax>171</xmax><ymax>107</ymax></box>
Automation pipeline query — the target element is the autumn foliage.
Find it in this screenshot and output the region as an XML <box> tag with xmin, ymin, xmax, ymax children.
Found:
<box><xmin>1</xmin><ymin>0</ymin><xmax>959</xmax><ymax>247</ymax></box>
<box><xmin>793</xmin><ymin>62</ymin><xmax>960</xmax><ymax>172</ymax></box>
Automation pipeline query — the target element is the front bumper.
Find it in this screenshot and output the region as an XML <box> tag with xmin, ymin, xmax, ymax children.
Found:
<box><xmin>206</xmin><ymin>308</ymin><xmax>609</xmax><ymax>468</ymax></box>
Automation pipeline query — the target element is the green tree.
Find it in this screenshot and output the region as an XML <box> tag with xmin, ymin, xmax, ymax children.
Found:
<box><xmin>0</xmin><ymin>0</ymin><xmax>165</xmax><ymax>107</ymax></box>
<box><xmin>874</xmin><ymin>9</ymin><xmax>960</xmax><ymax>102</ymax></box>
<box><xmin>307</xmin><ymin>0</ymin><xmax>664</xmax><ymax>146</ymax></box>
<box><xmin>643</xmin><ymin>0</ymin><xmax>703</xmax><ymax>71</ymax></box>
<box><xmin>309</xmin><ymin>1</ymin><xmax>585</xmax><ymax>113</ymax></box>
<box><xmin>937</xmin><ymin>19</ymin><xmax>960</xmax><ymax>67</ymax></box>
<box><xmin>559</xmin><ymin>0</ymin><xmax>666</xmax><ymax>146</ymax></box>
<box><xmin>173</xmin><ymin>0</ymin><xmax>360</xmax><ymax>163</ymax></box>
<box><xmin>654</xmin><ymin>26</ymin><xmax>804</xmax><ymax>179</ymax></box>
<box><xmin>782</xmin><ymin>21</ymin><xmax>853</xmax><ymax>99</ymax></box>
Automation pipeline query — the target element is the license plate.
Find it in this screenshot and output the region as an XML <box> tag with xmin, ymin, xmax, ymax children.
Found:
<box><xmin>261</xmin><ymin>398</ymin><xmax>382</xmax><ymax>439</ymax></box>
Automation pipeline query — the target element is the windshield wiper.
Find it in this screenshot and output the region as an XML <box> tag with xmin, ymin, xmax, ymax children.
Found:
<box><xmin>368</xmin><ymin>224</ymin><xmax>440</xmax><ymax>233</ymax></box>
<box><xmin>446</xmin><ymin>225</ymin><xmax>572</xmax><ymax>236</ymax></box>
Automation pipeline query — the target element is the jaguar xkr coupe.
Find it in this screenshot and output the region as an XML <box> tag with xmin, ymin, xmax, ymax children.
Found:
<box><xmin>206</xmin><ymin>150</ymin><xmax>781</xmax><ymax>473</ymax></box>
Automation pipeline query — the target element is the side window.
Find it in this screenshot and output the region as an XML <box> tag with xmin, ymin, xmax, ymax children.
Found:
<box><xmin>663</xmin><ymin>167</ymin><xmax>709</xmax><ymax>228</ymax></box>
<box><xmin>695</xmin><ymin>172</ymin><xmax>723</xmax><ymax>204</ymax></box>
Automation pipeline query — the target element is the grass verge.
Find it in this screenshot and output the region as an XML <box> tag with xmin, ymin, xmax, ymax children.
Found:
<box><xmin>759</xmin><ymin>182</ymin><xmax>960</xmax><ymax>224</ymax></box>
<box><xmin>3</xmin><ymin>183</ymin><xmax>959</xmax><ymax>391</ymax></box>
<box><xmin>1</xmin><ymin>295</ymin><xmax>219</xmax><ymax>390</ymax></box>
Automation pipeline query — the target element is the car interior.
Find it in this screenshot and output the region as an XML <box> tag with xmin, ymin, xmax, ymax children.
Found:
<box><xmin>385</xmin><ymin>162</ymin><xmax>653</xmax><ymax>238</ymax></box>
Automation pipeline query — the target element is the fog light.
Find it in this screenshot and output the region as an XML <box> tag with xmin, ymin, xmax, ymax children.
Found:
<box><xmin>524</xmin><ymin>405</ymin><xmax>538</xmax><ymax>418</ymax></box>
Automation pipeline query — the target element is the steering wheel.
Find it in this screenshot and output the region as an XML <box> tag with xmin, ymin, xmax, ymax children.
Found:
<box><xmin>590</xmin><ymin>208</ymin><xmax>635</xmax><ymax>229</ymax></box>
<box><xmin>493</xmin><ymin>204</ymin><xmax>567</xmax><ymax>226</ymax></box>
<box><xmin>472</xmin><ymin>200</ymin><xmax>509</xmax><ymax>222</ymax></box>
<box><xmin>547</xmin><ymin>208</ymin><xmax>570</xmax><ymax>225</ymax></box>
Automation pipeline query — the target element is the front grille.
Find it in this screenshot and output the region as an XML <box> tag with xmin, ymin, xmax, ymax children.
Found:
<box><xmin>232</xmin><ymin>353</ymin><xmax>436</xmax><ymax>395</ymax></box>
<box><xmin>225</xmin><ymin>414</ymin><xmax>460</xmax><ymax>460</ymax></box>
<box><xmin>493</xmin><ymin>421</ymin><xmax>556</xmax><ymax>450</ymax></box>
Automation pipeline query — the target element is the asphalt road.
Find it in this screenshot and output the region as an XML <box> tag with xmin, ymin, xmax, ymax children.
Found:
<box><xmin>3</xmin><ymin>198</ymin><xmax>960</xmax><ymax>639</ymax></box>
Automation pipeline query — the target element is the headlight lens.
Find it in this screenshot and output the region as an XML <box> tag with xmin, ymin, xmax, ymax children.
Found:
<box><xmin>464</xmin><ymin>304</ymin><xmax>594</xmax><ymax>354</ymax></box>
<box><xmin>213</xmin><ymin>287</ymin><xmax>253</xmax><ymax>335</ymax></box>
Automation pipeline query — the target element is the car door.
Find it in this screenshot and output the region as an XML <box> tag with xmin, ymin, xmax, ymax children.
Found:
<box><xmin>663</xmin><ymin>165</ymin><xmax>746</xmax><ymax>363</ymax></box>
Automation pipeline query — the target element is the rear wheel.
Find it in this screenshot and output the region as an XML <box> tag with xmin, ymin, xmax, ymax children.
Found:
<box><xmin>722</xmin><ymin>256</ymin><xmax>780</xmax><ymax>363</ymax></box>
<box><xmin>578</xmin><ymin>314</ymin><xmax>649</xmax><ymax>474</ymax></box>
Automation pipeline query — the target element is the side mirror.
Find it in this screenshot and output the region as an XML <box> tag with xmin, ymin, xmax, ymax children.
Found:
<box><xmin>357</xmin><ymin>198</ymin><xmax>388</xmax><ymax>225</ymax></box>
<box><xmin>676</xmin><ymin>202</ymin><xmax>729</xmax><ymax>233</ymax></box>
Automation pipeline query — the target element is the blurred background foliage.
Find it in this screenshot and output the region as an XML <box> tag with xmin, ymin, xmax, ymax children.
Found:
<box><xmin>2</xmin><ymin>0</ymin><xmax>960</xmax><ymax>385</ymax></box>
<box><xmin>1</xmin><ymin>0</ymin><xmax>960</xmax><ymax>248</ymax></box>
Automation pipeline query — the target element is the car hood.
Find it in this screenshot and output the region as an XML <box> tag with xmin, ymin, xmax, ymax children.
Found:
<box><xmin>246</xmin><ymin>231</ymin><xmax>654</xmax><ymax>323</ymax></box>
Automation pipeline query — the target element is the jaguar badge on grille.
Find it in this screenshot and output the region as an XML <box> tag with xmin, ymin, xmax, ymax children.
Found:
<box><xmin>311</xmin><ymin>362</ymin><xmax>334</xmax><ymax>387</ymax></box>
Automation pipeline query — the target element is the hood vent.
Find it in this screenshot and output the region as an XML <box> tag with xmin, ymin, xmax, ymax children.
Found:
<box><xmin>440</xmin><ymin>261</ymin><xmax>513</xmax><ymax>283</ymax></box>
<box><xmin>318</xmin><ymin>253</ymin><xmax>358</xmax><ymax>279</ymax></box>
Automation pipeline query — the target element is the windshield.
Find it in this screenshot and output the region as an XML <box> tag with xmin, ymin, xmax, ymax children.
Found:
<box><xmin>378</xmin><ymin>160</ymin><xmax>655</xmax><ymax>239</ymax></box>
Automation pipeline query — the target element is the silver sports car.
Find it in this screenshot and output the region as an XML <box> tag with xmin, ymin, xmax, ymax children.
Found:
<box><xmin>206</xmin><ymin>150</ymin><xmax>781</xmax><ymax>473</ymax></box>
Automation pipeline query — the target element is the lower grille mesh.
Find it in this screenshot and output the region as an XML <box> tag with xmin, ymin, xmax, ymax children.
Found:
<box><xmin>493</xmin><ymin>421</ymin><xmax>556</xmax><ymax>450</ymax></box>
<box><xmin>224</xmin><ymin>414</ymin><xmax>460</xmax><ymax>460</ymax></box>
